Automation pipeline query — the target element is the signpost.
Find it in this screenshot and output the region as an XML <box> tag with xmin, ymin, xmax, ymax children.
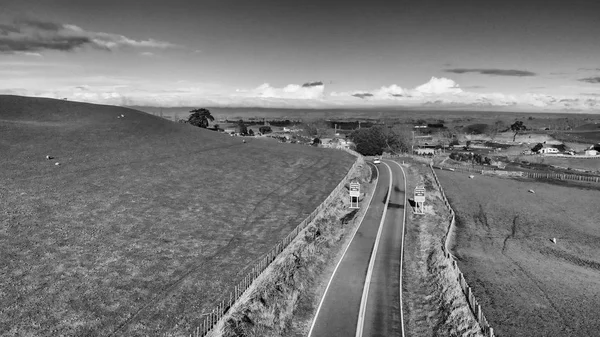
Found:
<box><xmin>349</xmin><ymin>181</ymin><xmax>360</xmax><ymax>208</ymax></box>
<box><xmin>414</xmin><ymin>185</ymin><xmax>426</xmax><ymax>214</ymax></box>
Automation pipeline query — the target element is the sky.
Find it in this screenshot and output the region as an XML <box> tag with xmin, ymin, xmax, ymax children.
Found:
<box><xmin>1</xmin><ymin>0</ymin><xmax>599</xmax><ymax>112</ymax></box>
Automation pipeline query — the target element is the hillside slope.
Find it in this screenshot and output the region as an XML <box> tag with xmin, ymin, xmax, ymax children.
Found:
<box><xmin>0</xmin><ymin>95</ymin><xmax>355</xmax><ymax>336</ymax></box>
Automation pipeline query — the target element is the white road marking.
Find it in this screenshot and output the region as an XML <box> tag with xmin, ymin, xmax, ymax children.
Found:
<box><xmin>355</xmin><ymin>162</ymin><xmax>393</xmax><ymax>337</ymax></box>
<box><xmin>307</xmin><ymin>162</ymin><xmax>380</xmax><ymax>337</ymax></box>
<box><xmin>391</xmin><ymin>159</ymin><xmax>408</xmax><ymax>337</ymax></box>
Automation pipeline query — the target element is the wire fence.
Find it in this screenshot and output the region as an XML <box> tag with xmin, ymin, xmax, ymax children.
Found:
<box><xmin>189</xmin><ymin>148</ymin><xmax>363</xmax><ymax>337</ymax></box>
<box><xmin>429</xmin><ymin>164</ymin><xmax>496</xmax><ymax>337</ymax></box>
<box><xmin>434</xmin><ymin>163</ymin><xmax>600</xmax><ymax>183</ymax></box>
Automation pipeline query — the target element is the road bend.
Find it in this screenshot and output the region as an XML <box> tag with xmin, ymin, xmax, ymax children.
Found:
<box><xmin>308</xmin><ymin>162</ymin><xmax>392</xmax><ymax>337</ymax></box>
<box><xmin>360</xmin><ymin>159</ymin><xmax>407</xmax><ymax>337</ymax></box>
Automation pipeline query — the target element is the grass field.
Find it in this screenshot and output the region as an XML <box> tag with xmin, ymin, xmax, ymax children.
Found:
<box><xmin>435</xmin><ymin>169</ymin><xmax>600</xmax><ymax>337</ymax></box>
<box><xmin>0</xmin><ymin>95</ymin><xmax>355</xmax><ymax>336</ymax></box>
<box><xmin>401</xmin><ymin>161</ymin><xmax>482</xmax><ymax>337</ymax></box>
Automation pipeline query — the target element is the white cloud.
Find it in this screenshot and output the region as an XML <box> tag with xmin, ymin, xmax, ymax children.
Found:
<box><xmin>236</xmin><ymin>82</ymin><xmax>325</xmax><ymax>100</ymax></box>
<box><xmin>2</xmin><ymin>74</ymin><xmax>599</xmax><ymax>112</ymax></box>
<box><xmin>328</xmin><ymin>77</ymin><xmax>600</xmax><ymax>111</ymax></box>
<box><xmin>413</xmin><ymin>77</ymin><xmax>462</xmax><ymax>95</ymax></box>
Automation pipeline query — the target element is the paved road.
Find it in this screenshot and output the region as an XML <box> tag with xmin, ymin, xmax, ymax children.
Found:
<box><xmin>362</xmin><ymin>160</ymin><xmax>406</xmax><ymax>337</ymax></box>
<box><xmin>308</xmin><ymin>159</ymin><xmax>407</xmax><ymax>337</ymax></box>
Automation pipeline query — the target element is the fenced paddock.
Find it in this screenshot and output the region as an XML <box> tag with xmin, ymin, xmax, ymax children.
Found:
<box><xmin>430</xmin><ymin>165</ymin><xmax>496</xmax><ymax>337</ymax></box>
<box><xmin>190</xmin><ymin>148</ymin><xmax>363</xmax><ymax>337</ymax></box>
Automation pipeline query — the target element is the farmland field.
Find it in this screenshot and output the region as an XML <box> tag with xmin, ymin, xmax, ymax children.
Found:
<box><xmin>0</xmin><ymin>96</ymin><xmax>355</xmax><ymax>336</ymax></box>
<box><xmin>435</xmin><ymin>169</ymin><xmax>600</xmax><ymax>337</ymax></box>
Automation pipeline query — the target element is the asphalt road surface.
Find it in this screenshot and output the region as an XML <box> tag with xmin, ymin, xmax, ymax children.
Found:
<box><xmin>308</xmin><ymin>159</ymin><xmax>407</xmax><ymax>337</ymax></box>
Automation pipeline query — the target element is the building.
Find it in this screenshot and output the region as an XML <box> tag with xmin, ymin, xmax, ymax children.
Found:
<box><xmin>539</xmin><ymin>147</ymin><xmax>559</xmax><ymax>154</ymax></box>
<box><xmin>585</xmin><ymin>149</ymin><xmax>598</xmax><ymax>156</ymax></box>
<box><xmin>414</xmin><ymin>148</ymin><xmax>435</xmax><ymax>155</ymax></box>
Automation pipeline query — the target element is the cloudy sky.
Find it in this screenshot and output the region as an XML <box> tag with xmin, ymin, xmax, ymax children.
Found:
<box><xmin>1</xmin><ymin>0</ymin><xmax>599</xmax><ymax>111</ymax></box>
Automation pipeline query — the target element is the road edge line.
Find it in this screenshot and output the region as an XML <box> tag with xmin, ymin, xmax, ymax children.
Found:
<box><xmin>391</xmin><ymin>160</ymin><xmax>408</xmax><ymax>337</ymax></box>
<box><xmin>307</xmin><ymin>162</ymin><xmax>380</xmax><ymax>337</ymax></box>
<box><xmin>355</xmin><ymin>162</ymin><xmax>393</xmax><ymax>337</ymax></box>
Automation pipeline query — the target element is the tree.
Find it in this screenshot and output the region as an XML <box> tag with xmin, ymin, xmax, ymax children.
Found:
<box><xmin>301</xmin><ymin>119</ymin><xmax>331</xmax><ymax>139</ymax></box>
<box><xmin>531</xmin><ymin>143</ymin><xmax>543</xmax><ymax>153</ymax></box>
<box><xmin>349</xmin><ymin>125</ymin><xmax>410</xmax><ymax>156</ymax></box>
<box><xmin>259</xmin><ymin>126</ymin><xmax>272</xmax><ymax>134</ymax></box>
<box><xmin>510</xmin><ymin>121</ymin><xmax>527</xmax><ymax>141</ymax></box>
<box><xmin>486</xmin><ymin>120</ymin><xmax>505</xmax><ymax>141</ymax></box>
<box><xmin>237</xmin><ymin>121</ymin><xmax>248</xmax><ymax>135</ymax></box>
<box><xmin>187</xmin><ymin>108</ymin><xmax>214</xmax><ymax>128</ymax></box>
<box><xmin>248</xmin><ymin>129</ymin><xmax>254</xmax><ymax>136</ymax></box>
<box><xmin>312</xmin><ymin>137</ymin><xmax>321</xmax><ymax>146</ymax></box>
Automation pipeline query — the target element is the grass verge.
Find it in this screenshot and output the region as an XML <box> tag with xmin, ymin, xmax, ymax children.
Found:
<box><xmin>401</xmin><ymin>161</ymin><xmax>483</xmax><ymax>337</ymax></box>
<box><xmin>208</xmin><ymin>162</ymin><xmax>374</xmax><ymax>337</ymax></box>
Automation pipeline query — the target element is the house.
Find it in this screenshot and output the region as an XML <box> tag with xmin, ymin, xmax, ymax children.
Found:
<box><xmin>539</xmin><ymin>147</ymin><xmax>559</xmax><ymax>154</ymax></box>
<box><xmin>585</xmin><ymin>149</ymin><xmax>598</xmax><ymax>156</ymax></box>
<box><xmin>414</xmin><ymin>148</ymin><xmax>435</xmax><ymax>155</ymax></box>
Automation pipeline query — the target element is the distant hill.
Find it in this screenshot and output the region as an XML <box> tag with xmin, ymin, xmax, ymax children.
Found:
<box><xmin>0</xmin><ymin>95</ymin><xmax>355</xmax><ymax>336</ymax></box>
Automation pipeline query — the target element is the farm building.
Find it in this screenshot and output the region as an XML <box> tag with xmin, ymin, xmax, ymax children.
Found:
<box><xmin>539</xmin><ymin>147</ymin><xmax>559</xmax><ymax>154</ymax></box>
<box><xmin>585</xmin><ymin>149</ymin><xmax>598</xmax><ymax>156</ymax></box>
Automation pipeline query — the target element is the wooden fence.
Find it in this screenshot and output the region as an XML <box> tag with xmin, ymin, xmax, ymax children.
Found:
<box><xmin>188</xmin><ymin>148</ymin><xmax>363</xmax><ymax>337</ymax></box>
<box><xmin>430</xmin><ymin>165</ymin><xmax>496</xmax><ymax>337</ymax></box>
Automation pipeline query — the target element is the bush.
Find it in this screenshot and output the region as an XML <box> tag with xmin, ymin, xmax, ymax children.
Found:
<box><xmin>259</xmin><ymin>126</ymin><xmax>272</xmax><ymax>134</ymax></box>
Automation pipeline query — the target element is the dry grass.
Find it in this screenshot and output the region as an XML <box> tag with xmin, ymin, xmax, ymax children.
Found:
<box><xmin>436</xmin><ymin>169</ymin><xmax>600</xmax><ymax>337</ymax></box>
<box><xmin>210</xmin><ymin>163</ymin><xmax>374</xmax><ymax>337</ymax></box>
<box><xmin>0</xmin><ymin>95</ymin><xmax>355</xmax><ymax>336</ymax></box>
<box><xmin>401</xmin><ymin>162</ymin><xmax>483</xmax><ymax>337</ymax></box>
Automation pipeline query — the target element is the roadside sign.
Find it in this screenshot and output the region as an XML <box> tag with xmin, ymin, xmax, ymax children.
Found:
<box><xmin>414</xmin><ymin>188</ymin><xmax>425</xmax><ymax>202</ymax></box>
<box><xmin>349</xmin><ymin>182</ymin><xmax>360</xmax><ymax>208</ymax></box>
<box><xmin>414</xmin><ymin>186</ymin><xmax>426</xmax><ymax>214</ymax></box>
<box><xmin>349</xmin><ymin>182</ymin><xmax>360</xmax><ymax>197</ymax></box>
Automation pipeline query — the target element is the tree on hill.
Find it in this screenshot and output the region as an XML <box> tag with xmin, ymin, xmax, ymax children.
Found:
<box><xmin>188</xmin><ymin>108</ymin><xmax>214</xmax><ymax>128</ymax></box>
<box><xmin>237</xmin><ymin>120</ymin><xmax>248</xmax><ymax>135</ymax></box>
<box><xmin>510</xmin><ymin>121</ymin><xmax>527</xmax><ymax>141</ymax></box>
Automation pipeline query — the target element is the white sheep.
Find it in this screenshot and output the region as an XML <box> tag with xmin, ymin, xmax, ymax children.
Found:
<box><xmin>55</xmin><ymin>162</ymin><xmax>60</xmax><ymax>166</ymax></box>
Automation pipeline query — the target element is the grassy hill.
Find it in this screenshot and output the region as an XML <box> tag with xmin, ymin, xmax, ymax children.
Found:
<box><xmin>0</xmin><ymin>95</ymin><xmax>355</xmax><ymax>336</ymax></box>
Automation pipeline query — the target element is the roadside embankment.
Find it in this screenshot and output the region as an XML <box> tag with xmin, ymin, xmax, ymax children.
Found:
<box><xmin>208</xmin><ymin>160</ymin><xmax>375</xmax><ymax>337</ymax></box>
<box><xmin>402</xmin><ymin>161</ymin><xmax>484</xmax><ymax>337</ymax></box>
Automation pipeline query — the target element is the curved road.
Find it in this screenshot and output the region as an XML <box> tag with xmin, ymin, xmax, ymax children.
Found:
<box><xmin>308</xmin><ymin>159</ymin><xmax>407</xmax><ymax>337</ymax></box>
